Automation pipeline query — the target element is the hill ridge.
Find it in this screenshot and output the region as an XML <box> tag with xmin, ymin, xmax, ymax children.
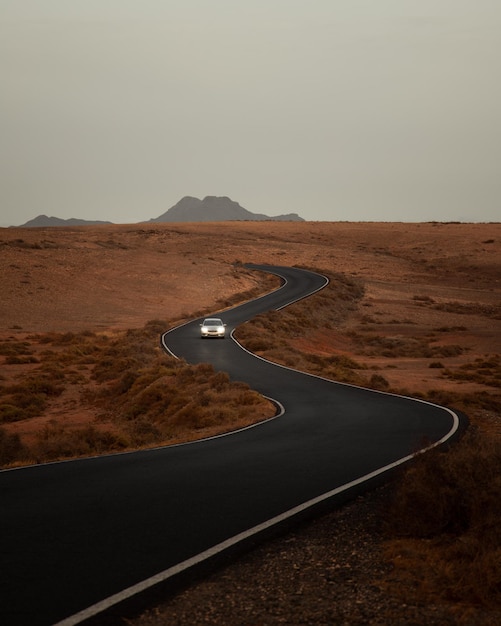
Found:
<box><xmin>16</xmin><ymin>197</ymin><xmax>304</xmax><ymax>227</ymax></box>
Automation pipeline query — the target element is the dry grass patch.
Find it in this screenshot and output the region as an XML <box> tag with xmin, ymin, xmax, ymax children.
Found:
<box><xmin>434</xmin><ymin>301</ymin><xmax>501</xmax><ymax>320</ymax></box>
<box><xmin>0</xmin><ymin>317</ymin><xmax>275</xmax><ymax>468</ymax></box>
<box><xmin>348</xmin><ymin>330</ymin><xmax>465</xmax><ymax>359</ymax></box>
<box><xmin>384</xmin><ymin>428</ymin><xmax>501</xmax><ymax>608</ymax></box>
<box><xmin>442</xmin><ymin>355</ymin><xmax>501</xmax><ymax>388</ymax></box>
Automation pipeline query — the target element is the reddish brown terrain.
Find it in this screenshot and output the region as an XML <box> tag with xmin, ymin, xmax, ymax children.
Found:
<box><xmin>1</xmin><ymin>221</ymin><xmax>500</xmax><ymax>624</ymax></box>
<box><xmin>2</xmin><ymin>221</ymin><xmax>500</xmax><ymax>440</ymax></box>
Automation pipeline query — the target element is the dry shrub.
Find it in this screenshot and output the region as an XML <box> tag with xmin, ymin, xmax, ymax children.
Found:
<box><xmin>263</xmin><ymin>347</ymin><xmax>365</xmax><ymax>386</ymax></box>
<box><xmin>112</xmin><ymin>359</ymin><xmax>269</xmax><ymax>438</ymax></box>
<box><xmin>0</xmin><ymin>372</ymin><xmax>65</xmax><ymax>424</ymax></box>
<box><xmin>33</xmin><ymin>421</ymin><xmax>127</xmax><ymax>463</ymax></box>
<box><xmin>434</xmin><ymin>301</ymin><xmax>501</xmax><ymax>319</ymax></box>
<box><xmin>0</xmin><ymin>427</ymin><xmax>27</xmax><ymax>465</ymax></box>
<box><xmin>369</xmin><ymin>373</ymin><xmax>390</xmax><ymax>390</ymax></box>
<box><xmin>124</xmin><ymin>418</ymin><xmax>161</xmax><ymax>446</ymax></box>
<box><xmin>5</xmin><ymin>355</ymin><xmax>39</xmax><ymax>364</ymax></box>
<box><xmin>0</xmin><ymin>340</ymin><xmax>33</xmax><ymax>357</ymax></box>
<box><xmin>0</xmin><ymin>311</ymin><xmax>275</xmax><ymax>466</ymax></box>
<box><xmin>76</xmin><ymin>330</ymin><xmax>274</xmax><ymax>456</ymax></box>
<box><xmin>384</xmin><ymin>428</ymin><xmax>501</xmax><ymax>606</ymax></box>
<box><xmin>443</xmin><ymin>355</ymin><xmax>501</xmax><ymax>388</ymax></box>
<box><xmin>348</xmin><ymin>331</ymin><xmax>464</xmax><ymax>359</ymax></box>
<box><xmin>237</xmin><ymin>334</ymin><xmax>276</xmax><ymax>353</ymax></box>
<box><xmin>237</xmin><ymin>270</ymin><xmax>364</xmax><ymax>347</ymax></box>
<box><xmin>417</xmin><ymin>389</ymin><xmax>501</xmax><ymax>415</ymax></box>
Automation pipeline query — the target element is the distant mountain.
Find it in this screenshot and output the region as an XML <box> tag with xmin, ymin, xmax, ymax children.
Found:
<box><xmin>15</xmin><ymin>197</ymin><xmax>304</xmax><ymax>227</ymax></box>
<box><xmin>150</xmin><ymin>196</ymin><xmax>304</xmax><ymax>222</ymax></box>
<box><xmin>18</xmin><ymin>215</ymin><xmax>113</xmax><ymax>228</ymax></box>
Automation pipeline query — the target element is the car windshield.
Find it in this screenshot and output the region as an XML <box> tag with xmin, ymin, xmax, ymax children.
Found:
<box><xmin>204</xmin><ymin>319</ymin><xmax>222</xmax><ymax>326</ymax></box>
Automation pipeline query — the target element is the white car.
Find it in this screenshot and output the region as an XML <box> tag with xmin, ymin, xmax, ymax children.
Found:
<box><xmin>200</xmin><ymin>318</ymin><xmax>226</xmax><ymax>339</ymax></box>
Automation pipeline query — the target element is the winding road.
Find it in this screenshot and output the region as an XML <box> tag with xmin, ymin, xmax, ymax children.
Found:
<box><xmin>0</xmin><ymin>265</ymin><xmax>464</xmax><ymax>626</ymax></box>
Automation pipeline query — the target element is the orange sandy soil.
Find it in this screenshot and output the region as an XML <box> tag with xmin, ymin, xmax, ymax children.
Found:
<box><xmin>1</xmin><ymin>221</ymin><xmax>500</xmax><ymax>444</ymax></box>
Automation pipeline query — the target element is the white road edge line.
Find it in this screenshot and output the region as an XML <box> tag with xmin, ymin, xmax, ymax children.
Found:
<box><xmin>54</xmin><ymin>409</ymin><xmax>459</xmax><ymax>626</ymax></box>
<box><xmin>55</xmin><ymin>266</ymin><xmax>461</xmax><ymax>626</ymax></box>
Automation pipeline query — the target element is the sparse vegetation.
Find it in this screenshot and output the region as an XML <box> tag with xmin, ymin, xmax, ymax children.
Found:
<box><xmin>0</xmin><ymin>340</ymin><xmax>34</xmax><ymax>357</ymax></box>
<box><xmin>412</xmin><ymin>294</ymin><xmax>435</xmax><ymax>304</ymax></box>
<box><xmin>384</xmin><ymin>428</ymin><xmax>501</xmax><ymax>606</ymax></box>
<box><xmin>33</xmin><ymin>422</ymin><xmax>127</xmax><ymax>464</ymax></box>
<box><xmin>0</xmin><ymin>372</ymin><xmax>65</xmax><ymax>424</ymax></box>
<box><xmin>235</xmin><ymin>270</ymin><xmax>367</xmax><ymax>385</ymax></box>
<box><xmin>434</xmin><ymin>301</ymin><xmax>501</xmax><ymax>319</ymax></box>
<box><xmin>0</xmin><ymin>427</ymin><xmax>27</xmax><ymax>464</ymax></box>
<box><xmin>442</xmin><ymin>355</ymin><xmax>501</xmax><ymax>388</ymax></box>
<box><xmin>347</xmin><ymin>331</ymin><xmax>464</xmax><ymax>359</ymax></box>
<box><xmin>0</xmin><ymin>315</ymin><xmax>275</xmax><ymax>467</ymax></box>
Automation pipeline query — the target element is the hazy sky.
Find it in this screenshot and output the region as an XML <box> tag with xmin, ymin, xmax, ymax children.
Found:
<box><xmin>1</xmin><ymin>1</ymin><xmax>500</xmax><ymax>226</ymax></box>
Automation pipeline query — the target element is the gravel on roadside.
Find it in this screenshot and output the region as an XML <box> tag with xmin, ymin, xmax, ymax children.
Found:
<box><xmin>124</xmin><ymin>484</ymin><xmax>500</xmax><ymax>626</ymax></box>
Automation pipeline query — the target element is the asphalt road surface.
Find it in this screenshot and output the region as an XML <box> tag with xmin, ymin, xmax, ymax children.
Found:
<box><xmin>0</xmin><ymin>265</ymin><xmax>463</xmax><ymax>626</ymax></box>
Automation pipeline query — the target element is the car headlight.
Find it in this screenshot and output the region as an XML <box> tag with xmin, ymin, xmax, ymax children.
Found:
<box><xmin>217</xmin><ymin>326</ymin><xmax>224</xmax><ymax>333</ymax></box>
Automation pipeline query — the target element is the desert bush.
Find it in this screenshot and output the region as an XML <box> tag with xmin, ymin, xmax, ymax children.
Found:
<box><xmin>0</xmin><ymin>340</ymin><xmax>33</xmax><ymax>357</ymax></box>
<box><xmin>113</xmin><ymin>370</ymin><xmax>139</xmax><ymax>395</ymax></box>
<box><xmin>249</xmin><ymin>343</ymin><xmax>365</xmax><ymax>386</ymax></box>
<box><xmin>89</xmin><ymin>343</ymin><xmax>272</xmax><ymax>445</ymax></box>
<box><xmin>142</xmin><ymin>319</ymin><xmax>169</xmax><ymax>337</ymax></box>
<box><xmin>92</xmin><ymin>337</ymin><xmax>156</xmax><ymax>382</ymax></box>
<box><xmin>0</xmin><ymin>371</ymin><xmax>64</xmax><ymax>423</ymax></box>
<box><xmin>33</xmin><ymin>422</ymin><xmax>127</xmax><ymax>462</ymax></box>
<box><xmin>211</xmin><ymin>370</ymin><xmax>230</xmax><ymax>390</ymax></box>
<box><xmin>20</xmin><ymin>374</ymin><xmax>64</xmax><ymax>396</ymax></box>
<box><xmin>348</xmin><ymin>332</ymin><xmax>464</xmax><ymax>359</ymax></box>
<box><xmin>122</xmin><ymin>377</ymin><xmax>178</xmax><ymax>421</ymax></box>
<box><xmin>409</xmin><ymin>389</ymin><xmax>501</xmax><ymax>417</ymax></box>
<box><xmin>385</xmin><ymin>428</ymin><xmax>501</xmax><ymax>605</ymax></box>
<box><xmin>0</xmin><ymin>307</ymin><xmax>277</xmax><ymax>465</ymax></box>
<box><xmin>434</xmin><ymin>301</ymin><xmax>501</xmax><ymax>319</ymax></box>
<box><xmin>369</xmin><ymin>374</ymin><xmax>390</xmax><ymax>390</ymax></box>
<box><xmin>412</xmin><ymin>294</ymin><xmax>435</xmax><ymax>304</ymax></box>
<box><xmin>442</xmin><ymin>355</ymin><xmax>501</xmax><ymax>388</ymax></box>
<box><xmin>0</xmin><ymin>427</ymin><xmax>27</xmax><ymax>465</ymax></box>
<box><xmin>123</xmin><ymin>418</ymin><xmax>161</xmax><ymax>446</ymax></box>
<box><xmin>0</xmin><ymin>404</ymin><xmax>26</xmax><ymax>423</ymax></box>
<box><xmin>237</xmin><ymin>334</ymin><xmax>275</xmax><ymax>353</ymax></box>
<box><xmin>5</xmin><ymin>355</ymin><xmax>39</xmax><ymax>364</ymax></box>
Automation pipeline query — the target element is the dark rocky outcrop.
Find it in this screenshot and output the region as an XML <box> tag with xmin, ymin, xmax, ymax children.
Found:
<box><xmin>150</xmin><ymin>196</ymin><xmax>304</xmax><ymax>222</ymax></box>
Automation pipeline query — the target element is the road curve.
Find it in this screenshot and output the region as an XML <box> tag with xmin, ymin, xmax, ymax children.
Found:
<box><xmin>0</xmin><ymin>265</ymin><xmax>464</xmax><ymax>626</ymax></box>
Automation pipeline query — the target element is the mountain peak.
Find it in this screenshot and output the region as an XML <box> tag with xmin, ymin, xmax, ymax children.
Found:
<box><xmin>150</xmin><ymin>196</ymin><xmax>304</xmax><ymax>223</ymax></box>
